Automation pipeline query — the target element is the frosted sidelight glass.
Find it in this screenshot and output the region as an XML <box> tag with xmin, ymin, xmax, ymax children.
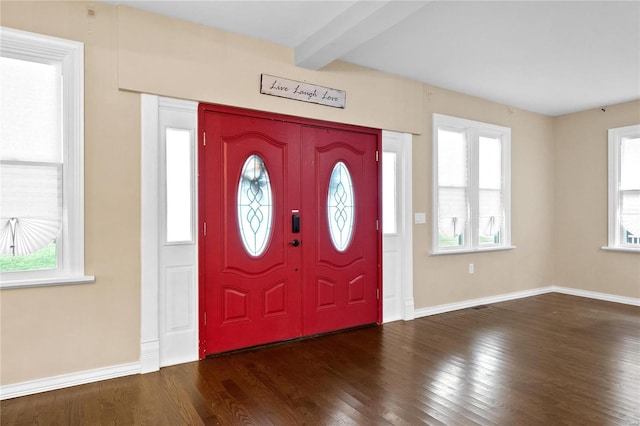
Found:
<box><xmin>382</xmin><ymin>152</ymin><xmax>397</xmax><ymax>235</ymax></box>
<box><xmin>166</xmin><ymin>128</ymin><xmax>193</xmax><ymax>243</ymax></box>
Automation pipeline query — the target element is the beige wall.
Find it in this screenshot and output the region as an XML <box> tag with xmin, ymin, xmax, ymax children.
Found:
<box><xmin>116</xmin><ymin>6</ymin><xmax>424</xmax><ymax>135</ymax></box>
<box><xmin>412</xmin><ymin>87</ymin><xmax>556</xmax><ymax>308</ymax></box>
<box><xmin>554</xmin><ymin>100</ymin><xmax>640</xmax><ymax>298</ymax></box>
<box><xmin>1</xmin><ymin>1</ymin><xmax>141</xmax><ymax>385</ymax></box>
<box><xmin>0</xmin><ymin>1</ymin><xmax>636</xmax><ymax>387</ymax></box>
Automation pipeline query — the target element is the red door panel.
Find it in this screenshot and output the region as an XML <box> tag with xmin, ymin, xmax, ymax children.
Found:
<box><xmin>200</xmin><ymin>108</ymin><xmax>302</xmax><ymax>355</ymax></box>
<box><xmin>301</xmin><ymin>126</ymin><xmax>380</xmax><ymax>335</ymax></box>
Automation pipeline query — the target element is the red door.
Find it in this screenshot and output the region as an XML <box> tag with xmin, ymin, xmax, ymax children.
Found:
<box><xmin>199</xmin><ymin>105</ymin><xmax>380</xmax><ymax>356</ymax></box>
<box><xmin>301</xmin><ymin>126</ymin><xmax>380</xmax><ymax>335</ymax></box>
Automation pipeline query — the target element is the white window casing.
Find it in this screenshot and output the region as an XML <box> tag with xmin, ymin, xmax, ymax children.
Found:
<box><xmin>432</xmin><ymin>113</ymin><xmax>514</xmax><ymax>255</ymax></box>
<box><xmin>0</xmin><ymin>27</ymin><xmax>94</xmax><ymax>288</ymax></box>
<box><xmin>604</xmin><ymin>124</ymin><xmax>640</xmax><ymax>252</ymax></box>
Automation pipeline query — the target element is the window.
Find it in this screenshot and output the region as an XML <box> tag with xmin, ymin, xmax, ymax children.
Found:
<box><xmin>382</xmin><ymin>152</ymin><xmax>397</xmax><ymax>235</ymax></box>
<box><xmin>432</xmin><ymin>114</ymin><xmax>512</xmax><ymax>254</ymax></box>
<box><xmin>165</xmin><ymin>128</ymin><xmax>194</xmax><ymax>243</ymax></box>
<box><xmin>327</xmin><ymin>161</ymin><xmax>355</xmax><ymax>252</ymax></box>
<box><xmin>606</xmin><ymin>124</ymin><xmax>640</xmax><ymax>251</ymax></box>
<box><xmin>237</xmin><ymin>154</ymin><xmax>273</xmax><ymax>257</ymax></box>
<box><xmin>0</xmin><ymin>27</ymin><xmax>93</xmax><ymax>288</ymax></box>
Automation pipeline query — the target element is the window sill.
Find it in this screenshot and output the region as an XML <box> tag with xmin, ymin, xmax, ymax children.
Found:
<box><xmin>601</xmin><ymin>246</ymin><xmax>640</xmax><ymax>253</ymax></box>
<box><xmin>430</xmin><ymin>245</ymin><xmax>516</xmax><ymax>256</ymax></box>
<box><xmin>0</xmin><ymin>275</ymin><xmax>95</xmax><ymax>290</ymax></box>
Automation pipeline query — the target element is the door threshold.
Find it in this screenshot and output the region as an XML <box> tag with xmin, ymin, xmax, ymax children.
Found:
<box><xmin>205</xmin><ymin>323</ymin><xmax>379</xmax><ymax>358</ymax></box>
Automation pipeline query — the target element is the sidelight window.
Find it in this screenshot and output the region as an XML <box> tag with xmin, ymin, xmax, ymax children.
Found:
<box><xmin>237</xmin><ymin>154</ymin><xmax>273</xmax><ymax>257</ymax></box>
<box><xmin>165</xmin><ymin>128</ymin><xmax>194</xmax><ymax>243</ymax></box>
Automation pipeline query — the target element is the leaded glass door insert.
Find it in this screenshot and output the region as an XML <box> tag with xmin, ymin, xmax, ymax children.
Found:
<box><xmin>237</xmin><ymin>154</ymin><xmax>273</xmax><ymax>257</ymax></box>
<box><xmin>327</xmin><ymin>161</ymin><xmax>354</xmax><ymax>252</ymax></box>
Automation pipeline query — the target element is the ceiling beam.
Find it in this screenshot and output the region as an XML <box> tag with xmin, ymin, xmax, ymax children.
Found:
<box><xmin>294</xmin><ymin>1</ymin><xmax>430</xmax><ymax>70</ymax></box>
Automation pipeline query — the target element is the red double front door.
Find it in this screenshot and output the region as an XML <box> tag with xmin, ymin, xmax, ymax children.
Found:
<box><xmin>199</xmin><ymin>104</ymin><xmax>380</xmax><ymax>356</ymax></box>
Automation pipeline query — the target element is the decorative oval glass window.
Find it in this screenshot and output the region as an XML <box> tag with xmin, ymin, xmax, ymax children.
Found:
<box><xmin>327</xmin><ymin>161</ymin><xmax>355</xmax><ymax>252</ymax></box>
<box><xmin>237</xmin><ymin>154</ymin><xmax>273</xmax><ymax>257</ymax></box>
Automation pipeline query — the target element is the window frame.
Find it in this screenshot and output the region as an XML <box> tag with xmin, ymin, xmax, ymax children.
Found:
<box><xmin>431</xmin><ymin>113</ymin><xmax>513</xmax><ymax>255</ymax></box>
<box><xmin>605</xmin><ymin>124</ymin><xmax>640</xmax><ymax>252</ymax></box>
<box><xmin>0</xmin><ymin>26</ymin><xmax>94</xmax><ymax>288</ymax></box>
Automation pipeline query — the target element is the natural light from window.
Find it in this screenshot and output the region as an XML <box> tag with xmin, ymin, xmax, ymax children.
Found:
<box><xmin>606</xmin><ymin>125</ymin><xmax>640</xmax><ymax>251</ymax></box>
<box><xmin>165</xmin><ymin>128</ymin><xmax>193</xmax><ymax>243</ymax></box>
<box><xmin>620</xmin><ymin>137</ymin><xmax>640</xmax><ymax>243</ymax></box>
<box><xmin>382</xmin><ymin>152</ymin><xmax>397</xmax><ymax>235</ymax></box>
<box><xmin>432</xmin><ymin>114</ymin><xmax>511</xmax><ymax>254</ymax></box>
<box><xmin>1</xmin><ymin>26</ymin><xmax>91</xmax><ymax>288</ymax></box>
<box><xmin>0</xmin><ymin>56</ymin><xmax>62</xmax><ymax>272</ymax></box>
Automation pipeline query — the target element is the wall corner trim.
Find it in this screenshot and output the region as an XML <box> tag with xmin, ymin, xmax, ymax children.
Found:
<box><xmin>403</xmin><ymin>298</ymin><xmax>416</xmax><ymax>321</ymax></box>
<box><xmin>551</xmin><ymin>286</ymin><xmax>640</xmax><ymax>306</ymax></box>
<box><xmin>140</xmin><ymin>340</ymin><xmax>160</xmax><ymax>374</ymax></box>
<box><xmin>0</xmin><ymin>361</ymin><xmax>140</xmax><ymax>401</ymax></box>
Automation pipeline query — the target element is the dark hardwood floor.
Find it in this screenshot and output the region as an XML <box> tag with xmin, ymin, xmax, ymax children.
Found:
<box><xmin>2</xmin><ymin>293</ymin><xmax>639</xmax><ymax>425</ymax></box>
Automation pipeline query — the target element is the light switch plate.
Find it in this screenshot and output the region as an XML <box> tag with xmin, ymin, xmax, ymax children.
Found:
<box><xmin>414</xmin><ymin>212</ymin><xmax>426</xmax><ymax>224</ymax></box>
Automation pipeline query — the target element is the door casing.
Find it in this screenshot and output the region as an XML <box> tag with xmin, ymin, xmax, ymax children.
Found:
<box><xmin>141</xmin><ymin>98</ymin><xmax>413</xmax><ymax>370</ymax></box>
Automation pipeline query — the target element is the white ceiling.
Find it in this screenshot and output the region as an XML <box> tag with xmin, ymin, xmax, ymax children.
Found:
<box><xmin>111</xmin><ymin>1</ymin><xmax>640</xmax><ymax>116</ymax></box>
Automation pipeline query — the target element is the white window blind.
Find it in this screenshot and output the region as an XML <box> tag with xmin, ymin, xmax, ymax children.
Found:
<box><xmin>478</xmin><ymin>136</ymin><xmax>503</xmax><ymax>239</ymax></box>
<box><xmin>1</xmin><ymin>57</ymin><xmax>62</xmax><ymax>162</ymax></box>
<box><xmin>437</xmin><ymin>129</ymin><xmax>468</xmax><ymax>239</ymax></box>
<box><xmin>0</xmin><ymin>163</ymin><xmax>62</xmax><ymax>256</ymax></box>
<box><xmin>0</xmin><ymin>56</ymin><xmax>63</xmax><ymax>257</ymax></box>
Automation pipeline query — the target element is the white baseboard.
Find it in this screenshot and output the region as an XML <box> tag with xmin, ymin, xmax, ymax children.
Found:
<box><xmin>552</xmin><ymin>286</ymin><xmax>640</xmax><ymax>306</ymax></box>
<box><xmin>414</xmin><ymin>286</ymin><xmax>555</xmax><ymax>318</ymax></box>
<box><xmin>0</xmin><ymin>361</ymin><xmax>140</xmax><ymax>401</ymax></box>
<box><xmin>413</xmin><ymin>285</ymin><xmax>640</xmax><ymax>319</ymax></box>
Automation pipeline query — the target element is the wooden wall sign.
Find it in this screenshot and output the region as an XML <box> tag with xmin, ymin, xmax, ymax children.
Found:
<box><xmin>260</xmin><ymin>74</ymin><xmax>346</xmax><ymax>109</ymax></box>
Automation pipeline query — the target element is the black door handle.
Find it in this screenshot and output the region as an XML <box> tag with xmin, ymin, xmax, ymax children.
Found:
<box><xmin>290</xmin><ymin>239</ymin><xmax>301</xmax><ymax>247</ymax></box>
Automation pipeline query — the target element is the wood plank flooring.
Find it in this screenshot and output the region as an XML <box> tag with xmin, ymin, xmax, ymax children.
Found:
<box><xmin>2</xmin><ymin>293</ymin><xmax>639</xmax><ymax>425</ymax></box>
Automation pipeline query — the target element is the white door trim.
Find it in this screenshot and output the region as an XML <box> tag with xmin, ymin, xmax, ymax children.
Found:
<box><xmin>141</xmin><ymin>94</ymin><xmax>161</xmax><ymax>373</ymax></box>
<box><xmin>140</xmin><ymin>94</ymin><xmax>199</xmax><ymax>373</ymax></box>
<box><xmin>382</xmin><ymin>130</ymin><xmax>414</xmax><ymax>322</ymax></box>
<box><xmin>142</xmin><ymin>103</ymin><xmax>415</xmax><ymax>373</ymax></box>
<box><xmin>398</xmin><ymin>132</ymin><xmax>415</xmax><ymax>320</ymax></box>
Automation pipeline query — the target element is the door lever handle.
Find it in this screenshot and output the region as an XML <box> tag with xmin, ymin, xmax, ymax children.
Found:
<box><xmin>290</xmin><ymin>239</ymin><xmax>301</xmax><ymax>247</ymax></box>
